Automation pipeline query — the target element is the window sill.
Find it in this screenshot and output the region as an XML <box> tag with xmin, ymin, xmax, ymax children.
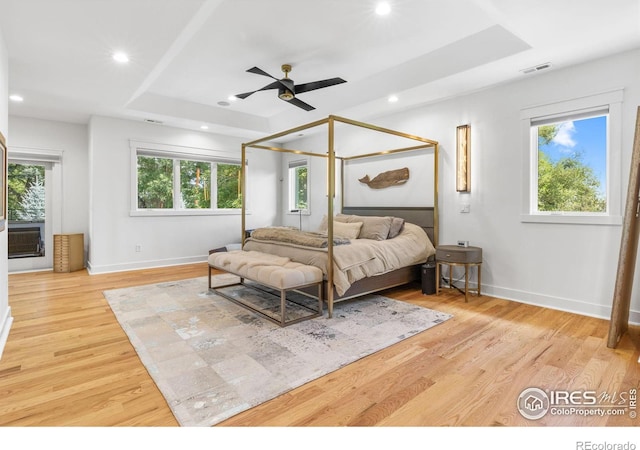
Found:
<box><xmin>130</xmin><ymin>209</ymin><xmax>247</xmax><ymax>217</ymax></box>
<box><xmin>520</xmin><ymin>214</ymin><xmax>622</xmax><ymax>226</ymax></box>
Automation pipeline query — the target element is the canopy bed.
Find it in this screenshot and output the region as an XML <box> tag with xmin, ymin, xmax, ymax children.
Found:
<box><xmin>209</xmin><ymin>115</ymin><xmax>439</xmax><ymax>323</ymax></box>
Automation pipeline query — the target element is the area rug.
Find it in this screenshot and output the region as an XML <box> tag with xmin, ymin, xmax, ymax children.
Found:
<box><xmin>103</xmin><ymin>275</ymin><xmax>452</xmax><ymax>426</ymax></box>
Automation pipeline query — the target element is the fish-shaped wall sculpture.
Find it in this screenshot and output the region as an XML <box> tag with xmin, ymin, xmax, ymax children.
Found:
<box><xmin>358</xmin><ymin>167</ymin><xmax>410</xmax><ymax>189</ymax></box>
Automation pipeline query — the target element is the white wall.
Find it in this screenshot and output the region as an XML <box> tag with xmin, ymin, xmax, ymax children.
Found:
<box><xmin>87</xmin><ymin>116</ymin><xmax>279</xmax><ymax>273</ymax></box>
<box><xmin>0</xmin><ymin>28</ymin><xmax>11</xmax><ymax>359</ymax></box>
<box><xmin>367</xmin><ymin>48</ymin><xmax>640</xmax><ymax>323</ymax></box>
<box><xmin>8</xmin><ymin>116</ymin><xmax>89</xmax><ymax>246</ymax></box>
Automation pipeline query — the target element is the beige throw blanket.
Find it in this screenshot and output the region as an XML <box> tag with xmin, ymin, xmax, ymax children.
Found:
<box><xmin>250</xmin><ymin>227</ymin><xmax>350</xmax><ymax>248</ymax></box>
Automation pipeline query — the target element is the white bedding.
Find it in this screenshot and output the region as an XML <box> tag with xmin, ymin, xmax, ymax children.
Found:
<box><xmin>243</xmin><ymin>222</ymin><xmax>435</xmax><ymax>296</ymax></box>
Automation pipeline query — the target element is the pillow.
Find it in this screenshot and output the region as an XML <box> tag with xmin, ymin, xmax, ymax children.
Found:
<box><xmin>317</xmin><ymin>214</ymin><xmax>352</xmax><ymax>233</ymax></box>
<box><xmin>334</xmin><ymin>213</ymin><xmax>352</xmax><ymax>223</ymax></box>
<box><xmin>333</xmin><ymin>221</ymin><xmax>363</xmax><ymax>239</ymax></box>
<box><xmin>354</xmin><ymin>215</ymin><xmax>393</xmax><ymax>241</ymax></box>
<box><xmin>387</xmin><ymin>217</ymin><xmax>405</xmax><ymax>239</ymax></box>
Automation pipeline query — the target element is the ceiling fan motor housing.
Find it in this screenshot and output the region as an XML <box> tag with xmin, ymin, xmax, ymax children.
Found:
<box><xmin>278</xmin><ymin>77</ymin><xmax>295</xmax><ymax>101</ymax></box>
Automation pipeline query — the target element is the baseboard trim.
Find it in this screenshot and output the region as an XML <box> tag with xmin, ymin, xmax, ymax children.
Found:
<box><xmin>482</xmin><ymin>284</ymin><xmax>640</xmax><ymax>325</ymax></box>
<box><xmin>87</xmin><ymin>260</ymin><xmax>638</xmax><ymax>325</ymax></box>
<box><xmin>0</xmin><ymin>306</ymin><xmax>14</xmax><ymax>360</ymax></box>
<box><xmin>86</xmin><ymin>255</ymin><xmax>207</xmax><ymax>275</ymax></box>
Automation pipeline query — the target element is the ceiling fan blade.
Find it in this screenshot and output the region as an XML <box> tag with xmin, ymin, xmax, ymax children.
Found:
<box><xmin>234</xmin><ymin>81</ymin><xmax>282</xmax><ymax>99</ymax></box>
<box><xmin>234</xmin><ymin>91</ymin><xmax>256</xmax><ymax>99</ymax></box>
<box><xmin>244</xmin><ymin>66</ymin><xmax>294</xmax><ymax>93</ymax></box>
<box><xmin>294</xmin><ymin>77</ymin><xmax>347</xmax><ymax>94</ymax></box>
<box><xmin>287</xmin><ymin>97</ymin><xmax>315</xmax><ymax>111</ymax></box>
<box><xmin>246</xmin><ymin>66</ymin><xmax>278</xmax><ymax>79</ymax></box>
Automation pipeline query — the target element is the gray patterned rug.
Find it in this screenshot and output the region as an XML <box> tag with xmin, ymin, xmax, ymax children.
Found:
<box><xmin>103</xmin><ymin>275</ymin><xmax>452</xmax><ymax>426</ymax></box>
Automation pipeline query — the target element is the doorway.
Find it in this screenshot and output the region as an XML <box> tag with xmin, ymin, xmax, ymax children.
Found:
<box><xmin>7</xmin><ymin>150</ymin><xmax>62</xmax><ymax>272</ymax></box>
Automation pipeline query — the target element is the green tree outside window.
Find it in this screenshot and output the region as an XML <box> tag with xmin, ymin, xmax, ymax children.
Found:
<box><xmin>7</xmin><ymin>163</ymin><xmax>45</xmax><ymax>221</ymax></box>
<box><xmin>292</xmin><ymin>165</ymin><xmax>308</xmax><ymax>210</ymax></box>
<box><xmin>137</xmin><ymin>155</ymin><xmax>240</xmax><ymax>210</ymax></box>
<box><xmin>137</xmin><ymin>156</ymin><xmax>174</xmax><ymax>209</ymax></box>
<box><xmin>536</xmin><ymin>119</ymin><xmax>606</xmax><ymax>213</ymax></box>
<box><xmin>216</xmin><ymin>163</ymin><xmax>241</xmax><ymax>209</ymax></box>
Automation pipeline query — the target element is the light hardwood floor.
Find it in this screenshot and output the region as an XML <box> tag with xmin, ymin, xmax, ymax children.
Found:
<box><xmin>1</xmin><ymin>263</ymin><xmax>638</xmax><ymax>426</ymax></box>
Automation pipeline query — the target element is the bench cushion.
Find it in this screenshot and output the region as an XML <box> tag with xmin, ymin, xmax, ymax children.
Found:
<box><xmin>208</xmin><ymin>250</ymin><xmax>322</xmax><ymax>289</ymax></box>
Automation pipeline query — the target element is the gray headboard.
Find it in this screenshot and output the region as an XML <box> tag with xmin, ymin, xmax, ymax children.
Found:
<box><xmin>341</xmin><ymin>206</ymin><xmax>436</xmax><ymax>246</ymax></box>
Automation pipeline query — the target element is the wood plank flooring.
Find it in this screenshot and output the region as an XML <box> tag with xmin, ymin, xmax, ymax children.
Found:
<box><xmin>1</xmin><ymin>263</ymin><xmax>638</xmax><ymax>426</ymax></box>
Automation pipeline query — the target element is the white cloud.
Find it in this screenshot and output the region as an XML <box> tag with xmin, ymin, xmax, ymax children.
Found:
<box><xmin>552</xmin><ymin>121</ymin><xmax>577</xmax><ymax>148</ymax></box>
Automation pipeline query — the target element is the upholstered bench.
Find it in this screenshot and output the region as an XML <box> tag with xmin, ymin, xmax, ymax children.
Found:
<box><xmin>208</xmin><ymin>250</ymin><xmax>323</xmax><ymax>326</ymax></box>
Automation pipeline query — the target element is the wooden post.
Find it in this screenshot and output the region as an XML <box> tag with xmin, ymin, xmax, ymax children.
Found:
<box><xmin>607</xmin><ymin>106</ymin><xmax>640</xmax><ymax>348</ymax></box>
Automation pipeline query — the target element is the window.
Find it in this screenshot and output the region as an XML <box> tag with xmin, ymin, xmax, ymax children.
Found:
<box><xmin>534</xmin><ymin>109</ymin><xmax>607</xmax><ymax>213</ymax></box>
<box><xmin>214</xmin><ymin>163</ymin><xmax>242</xmax><ymax>209</ymax></box>
<box><xmin>131</xmin><ymin>141</ymin><xmax>241</xmax><ymax>216</ymax></box>
<box><xmin>137</xmin><ymin>155</ymin><xmax>174</xmax><ymax>209</ymax></box>
<box><xmin>288</xmin><ymin>159</ymin><xmax>309</xmax><ymax>212</ymax></box>
<box><xmin>7</xmin><ymin>162</ymin><xmax>46</xmax><ymax>259</ymax></box>
<box><xmin>521</xmin><ymin>90</ymin><xmax>622</xmax><ymax>225</ymax></box>
<box><xmin>8</xmin><ymin>163</ymin><xmax>46</xmax><ymax>222</ymax></box>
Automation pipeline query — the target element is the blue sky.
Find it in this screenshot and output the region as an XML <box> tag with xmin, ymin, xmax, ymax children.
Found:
<box><xmin>538</xmin><ymin>115</ymin><xmax>607</xmax><ymax>195</ymax></box>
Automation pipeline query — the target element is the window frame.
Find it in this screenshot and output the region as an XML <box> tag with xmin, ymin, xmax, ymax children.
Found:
<box><xmin>288</xmin><ymin>159</ymin><xmax>310</xmax><ymax>214</ymax></box>
<box><xmin>130</xmin><ymin>140</ymin><xmax>243</xmax><ymax>217</ymax></box>
<box><xmin>520</xmin><ymin>89</ymin><xmax>623</xmax><ymax>225</ymax></box>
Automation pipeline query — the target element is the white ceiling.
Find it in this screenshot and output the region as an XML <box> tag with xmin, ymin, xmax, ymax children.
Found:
<box><xmin>1</xmin><ymin>0</ymin><xmax>639</xmax><ymax>139</ymax></box>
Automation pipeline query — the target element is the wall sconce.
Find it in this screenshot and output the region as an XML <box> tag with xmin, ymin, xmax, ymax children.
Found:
<box><xmin>456</xmin><ymin>124</ymin><xmax>471</xmax><ymax>192</ymax></box>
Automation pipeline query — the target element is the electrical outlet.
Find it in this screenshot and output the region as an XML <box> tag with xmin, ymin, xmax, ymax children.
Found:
<box><xmin>135</xmin><ymin>244</ymin><xmax>141</xmax><ymax>252</ymax></box>
<box><xmin>457</xmin><ymin>240</ymin><xmax>469</xmax><ymax>247</ymax></box>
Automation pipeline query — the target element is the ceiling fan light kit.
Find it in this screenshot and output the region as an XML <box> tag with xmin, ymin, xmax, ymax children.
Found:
<box><xmin>278</xmin><ymin>89</ymin><xmax>294</xmax><ymax>101</ymax></box>
<box><xmin>235</xmin><ymin>64</ymin><xmax>346</xmax><ymax>111</ymax></box>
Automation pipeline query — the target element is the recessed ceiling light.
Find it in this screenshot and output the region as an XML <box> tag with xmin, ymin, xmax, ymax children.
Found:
<box><xmin>9</xmin><ymin>94</ymin><xmax>24</xmax><ymax>102</ymax></box>
<box><xmin>388</xmin><ymin>95</ymin><xmax>398</xmax><ymax>103</ymax></box>
<box><xmin>112</xmin><ymin>52</ymin><xmax>129</xmax><ymax>63</ymax></box>
<box><xmin>200</xmin><ymin>125</ymin><xmax>209</xmax><ymax>130</ymax></box>
<box><xmin>218</xmin><ymin>101</ymin><xmax>231</xmax><ymax>107</ymax></box>
<box><xmin>375</xmin><ymin>2</ymin><xmax>391</xmax><ymax>15</ymax></box>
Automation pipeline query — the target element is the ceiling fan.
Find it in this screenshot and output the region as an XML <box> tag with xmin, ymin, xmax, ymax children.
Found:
<box><xmin>234</xmin><ymin>64</ymin><xmax>347</xmax><ymax>111</ymax></box>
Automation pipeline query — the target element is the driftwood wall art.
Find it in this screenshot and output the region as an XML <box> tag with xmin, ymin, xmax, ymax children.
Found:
<box><xmin>359</xmin><ymin>167</ymin><xmax>410</xmax><ymax>189</ymax></box>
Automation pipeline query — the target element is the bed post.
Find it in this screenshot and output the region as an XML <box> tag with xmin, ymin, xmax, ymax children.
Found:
<box><xmin>241</xmin><ymin>143</ymin><xmax>247</xmax><ymax>247</ymax></box>
<box><xmin>326</xmin><ymin>116</ymin><xmax>336</xmax><ymax>318</ymax></box>
<box><xmin>434</xmin><ymin>142</ymin><xmax>439</xmax><ymax>246</ymax></box>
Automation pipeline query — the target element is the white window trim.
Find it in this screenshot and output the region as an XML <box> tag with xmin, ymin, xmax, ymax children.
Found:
<box><xmin>288</xmin><ymin>159</ymin><xmax>310</xmax><ymax>214</ymax></box>
<box><xmin>129</xmin><ymin>140</ymin><xmax>243</xmax><ymax>217</ymax></box>
<box><xmin>520</xmin><ymin>89</ymin><xmax>623</xmax><ymax>225</ymax></box>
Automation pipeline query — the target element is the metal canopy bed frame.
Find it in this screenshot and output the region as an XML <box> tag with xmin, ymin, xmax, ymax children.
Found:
<box><xmin>240</xmin><ymin>115</ymin><xmax>439</xmax><ymax>318</ymax></box>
